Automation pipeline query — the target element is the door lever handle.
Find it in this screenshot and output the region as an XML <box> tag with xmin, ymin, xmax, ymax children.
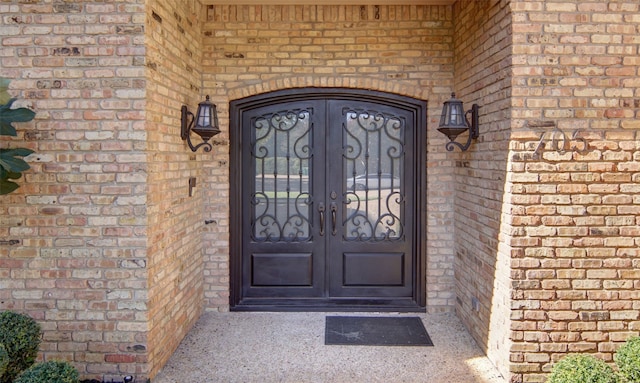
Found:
<box><xmin>330</xmin><ymin>202</ymin><xmax>337</xmax><ymax>236</ymax></box>
<box><xmin>318</xmin><ymin>203</ymin><xmax>325</xmax><ymax>236</ymax></box>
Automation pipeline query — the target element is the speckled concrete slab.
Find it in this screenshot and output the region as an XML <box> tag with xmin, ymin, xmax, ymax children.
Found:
<box><xmin>152</xmin><ymin>312</ymin><xmax>506</xmax><ymax>383</ymax></box>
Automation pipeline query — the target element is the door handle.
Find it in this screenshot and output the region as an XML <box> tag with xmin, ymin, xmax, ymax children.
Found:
<box><xmin>318</xmin><ymin>203</ymin><xmax>325</xmax><ymax>236</ymax></box>
<box><xmin>330</xmin><ymin>202</ymin><xmax>337</xmax><ymax>236</ymax></box>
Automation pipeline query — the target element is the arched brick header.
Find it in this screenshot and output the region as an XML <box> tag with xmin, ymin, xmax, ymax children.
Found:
<box><xmin>226</xmin><ymin>76</ymin><xmax>431</xmax><ymax>102</ymax></box>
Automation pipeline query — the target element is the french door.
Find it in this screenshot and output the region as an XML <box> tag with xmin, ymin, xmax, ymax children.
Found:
<box><xmin>230</xmin><ymin>89</ymin><xmax>426</xmax><ymax>311</ymax></box>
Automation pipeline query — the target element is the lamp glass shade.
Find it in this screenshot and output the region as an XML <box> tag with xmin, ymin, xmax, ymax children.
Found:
<box><xmin>437</xmin><ymin>93</ymin><xmax>469</xmax><ymax>141</ymax></box>
<box><xmin>196</xmin><ymin>102</ymin><xmax>211</xmax><ymax>127</ymax></box>
<box><xmin>439</xmin><ymin>93</ymin><xmax>467</xmax><ymax>129</ymax></box>
<box><xmin>193</xmin><ymin>95</ymin><xmax>221</xmax><ymax>141</ymax></box>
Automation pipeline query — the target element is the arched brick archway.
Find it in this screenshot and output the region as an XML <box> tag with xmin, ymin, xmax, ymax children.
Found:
<box><xmin>226</xmin><ymin>76</ymin><xmax>431</xmax><ymax>104</ymax></box>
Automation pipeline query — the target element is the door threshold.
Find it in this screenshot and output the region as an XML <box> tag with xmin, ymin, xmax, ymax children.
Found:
<box><xmin>231</xmin><ymin>298</ymin><xmax>426</xmax><ymax>312</ymax></box>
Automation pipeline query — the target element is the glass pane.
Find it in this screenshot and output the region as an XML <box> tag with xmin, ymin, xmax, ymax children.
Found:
<box><xmin>343</xmin><ymin>109</ymin><xmax>404</xmax><ymax>241</ymax></box>
<box><xmin>251</xmin><ymin>110</ymin><xmax>312</xmax><ymax>242</ymax></box>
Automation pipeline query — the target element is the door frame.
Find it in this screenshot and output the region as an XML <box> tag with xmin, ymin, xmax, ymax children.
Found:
<box><xmin>229</xmin><ymin>88</ymin><xmax>427</xmax><ymax>311</ymax></box>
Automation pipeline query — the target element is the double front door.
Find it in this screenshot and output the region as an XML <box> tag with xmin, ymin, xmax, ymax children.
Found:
<box><xmin>230</xmin><ymin>89</ymin><xmax>426</xmax><ymax>310</ymax></box>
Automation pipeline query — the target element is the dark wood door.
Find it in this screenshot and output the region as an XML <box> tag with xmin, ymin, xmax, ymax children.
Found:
<box><xmin>230</xmin><ymin>89</ymin><xmax>426</xmax><ymax>311</ymax></box>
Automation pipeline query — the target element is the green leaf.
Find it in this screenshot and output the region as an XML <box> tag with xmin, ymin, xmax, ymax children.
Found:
<box><xmin>1</xmin><ymin>148</ymin><xmax>34</xmax><ymax>157</ymax></box>
<box><xmin>0</xmin><ymin>79</ymin><xmax>37</xmax><ymax>195</ymax></box>
<box><xmin>0</xmin><ymin>99</ymin><xmax>35</xmax><ymax>137</ymax></box>
<box><xmin>0</xmin><ymin>167</ymin><xmax>22</xmax><ymax>195</ymax></box>
<box><xmin>0</xmin><ymin>148</ymin><xmax>33</xmax><ymax>173</ymax></box>
<box><xmin>0</xmin><ymin>167</ymin><xmax>22</xmax><ymax>180</ymax></box>
<box><xmin>6</xmin><ymin>170</ymin><xmax>22</xmax><ymax>180</ymax></box>
<box><xmin>0</xmin><ymin>77</ymin><xmax>10</xmax><ymax>105</ymax></box>
<box><xmin>0</xmin><ymin>179</ymin><xmax>20</xmax><ymax>195</ymax></box>
<box><xmin>0</xmin><ymin>100</ymin><xmax>17</xmax><ymax>136</ymax></box>
<box><xmin>0</xmin><ymin>157</ymin><xmax>31</xmax><ymax>173</ymax></box>
<box><xmin>4</xmin><ymin>105</ymin><xmax>35</xmax><ymax>123</ymax></box>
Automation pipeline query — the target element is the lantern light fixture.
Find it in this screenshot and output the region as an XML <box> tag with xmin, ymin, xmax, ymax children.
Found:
<box><xmin>181</xmin><ymin>95</ymin><xmax>221</xmax><ymax>152</ymax></box>
<box><xmin>437</xmin><ymin>93</ymin><xmax>479</xmax><ymax>152</ymax></box>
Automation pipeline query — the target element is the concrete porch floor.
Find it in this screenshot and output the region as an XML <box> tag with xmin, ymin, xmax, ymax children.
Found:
<box><xmin>153</xmin><ymin>311</ymin><xmax>507</xmax><ymax>383</ymax></box>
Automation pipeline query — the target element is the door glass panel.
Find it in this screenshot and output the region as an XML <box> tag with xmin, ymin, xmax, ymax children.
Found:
<box><xmin>342</xmin><ymin>109</ymin><xmax>404</xmax><ymax>241</ymax></box>
<box><xmin>251</xmin><ymin>109</ymin><xmax>312</xmax><ymax>242</ymax></box>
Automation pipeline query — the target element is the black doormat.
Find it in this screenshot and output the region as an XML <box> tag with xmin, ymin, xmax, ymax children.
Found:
<box><xmin>325</xmin><ymin>316</ymin><xmax>434</xmax><ymax>346</ymax></box>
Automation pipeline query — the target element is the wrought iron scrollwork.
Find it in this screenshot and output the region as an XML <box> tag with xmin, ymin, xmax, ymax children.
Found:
<box><xmin>344</xmin><ymin>191</ymin><xmax>404</xmax><ymax>241</ymax></box>
<box><xmin>341</xmin><ymin>107</ymin><xmax>405</xmax><ymax>242</ymax></box>
<box><xmin>251</xmin><ymin>109</ymin><xmax>313</xmax><ymax>242</ymax></box>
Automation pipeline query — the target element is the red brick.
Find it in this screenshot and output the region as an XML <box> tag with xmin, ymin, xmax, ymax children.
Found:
<box><xmin>104</xmin><ymin>354</ymin><xmax>136</xmax><ymax>363</ymax></box>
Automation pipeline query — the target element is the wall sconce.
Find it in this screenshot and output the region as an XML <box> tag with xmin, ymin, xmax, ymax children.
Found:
<box><xmin>181</xmin><ymin>95</ymin><xmax>221</xmax><ymax>152</ymax></box>
<box><xmin>437</xmin><ymin>93</ymin><xmax>479</xmax><ymax>151</ymax></box>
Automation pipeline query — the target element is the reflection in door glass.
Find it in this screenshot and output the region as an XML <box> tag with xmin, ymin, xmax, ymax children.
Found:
<box><xmin>251</xmin><ymin>110</ymin><xmax>312</xmax><ymax>242</ymax></box>
<box><xmin>342</xmin><ymin>109</ymin><xmax>404</xmax><ymax>241</ymax></box>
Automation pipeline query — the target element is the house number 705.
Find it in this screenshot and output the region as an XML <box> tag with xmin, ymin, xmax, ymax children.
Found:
<box><xmin>533</xmin><ymin>127</ymin><xmax>588</xmax><ymax>156</ymax></box>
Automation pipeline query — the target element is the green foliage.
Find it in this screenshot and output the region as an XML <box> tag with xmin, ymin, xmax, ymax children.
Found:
<box><xmin>0</xmin><ymin>77</ymin><xmax>36</xmax><ymax>195</ymax></box>
<box><xmin>0</xmin><ymin>344</ymin><xmax>8</xmax><ymax>378</ymax></box>
<box><xmin>615</xmin><ymin>337</ymin><xmax>640</xmax><ymax>383</ymax></box>
<box><xmin>547</xmin><ymin>354</ymin><xmax>617</xmax><ymax>383</ymax></box>
<box><xmin>0</xmin><ymin>98</ymin><xmax>35</xmax><ymax>137</ymax></box>
<box><xmin>15</xmin><ymin>361</ymin><xmax>79</xmax><ymax>383</ymax></box>
<box><xmin>0</xmin><ymin>146</ymin><xmax>35</xmax><ymax>194</ymax></box>
<box><xmin>0</xmin><ymin>311</ymin><xmax>42</xmax><ymax>383</ymax></box>
<box><xmin>0</xmin><ymin>78</ymin><xmax>11</xmax><ymax>105</ymax></box>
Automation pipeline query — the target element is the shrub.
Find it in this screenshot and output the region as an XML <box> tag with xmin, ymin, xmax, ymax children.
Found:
<box><xmin>615</xmin><ymin>337</ymin><xmax>640</xmax><ymax>383</ymax></box>
<box><xmin>0</xmin><ymin>311</ymin><xmax>42</xmax><ymax>383</ymax></box>
<box><xmin>547</xmin><ymin>354</ymin><xmax>617</xmax><ymax>383</ymax></box>
<box><xmin>15</xmin><ymin>361</ymin><xmax>79</xmax><ymax>383</ymax></box>
<box><xmin>0</xmin><ymin>344</ymin><xmax>8</xmax><ymax>377</ymax></box>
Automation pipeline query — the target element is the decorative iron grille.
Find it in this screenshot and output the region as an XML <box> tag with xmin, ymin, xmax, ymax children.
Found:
<box><xmin>342</xmin><ymin>108</ymin><xmax>405</xmax><ymax>241</ymax></box>
<box><xmin>251</xmin><ymin>109</ymin><xmax>313</xmax><ymax>242</ymax></box>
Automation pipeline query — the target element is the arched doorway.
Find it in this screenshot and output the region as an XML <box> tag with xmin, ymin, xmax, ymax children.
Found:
<box><xmin>229</xmin><ymin>88</ymin><xmax>427</xmax><ymax>311</ymax></box>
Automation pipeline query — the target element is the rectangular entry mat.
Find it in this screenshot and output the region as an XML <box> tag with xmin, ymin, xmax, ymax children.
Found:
<box><xmin>325</xmin><ymin>316</ymin><xmax>434</xmax><ymax>346</ymax></box>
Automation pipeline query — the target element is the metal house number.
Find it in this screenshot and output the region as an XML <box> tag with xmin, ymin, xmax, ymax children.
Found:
<box><xmin>533</xmin><ymin>126</ymin><xmax>589</xmax><ymax>156</ymax></box>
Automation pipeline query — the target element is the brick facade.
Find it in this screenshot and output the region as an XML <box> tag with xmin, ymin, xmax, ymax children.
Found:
<box><xmin>1</xmin><ymin>1</ymin><xmax>150</xmax><ymax>380</ymax></box>
<box><xmin>508</xmin><ymin>1</ymin><xmax>640</xmax><ymax>381</ymax></box>
<box><xmin>1</xmin><ymin>0</ymin><xmax>638</xmax><ymax>382</ymax></box>
<box><xmin>145</xmin><ymin>0</ymin><xmax>205</xmax><ymax>378</ymax></box>
<box><xmin>452</xmin><ymin>0</ymin><xmax>514</xmax><ymax>378</ymax></box>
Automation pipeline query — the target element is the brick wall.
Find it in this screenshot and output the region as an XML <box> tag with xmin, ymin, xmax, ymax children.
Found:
<box><xmin>3</xmin><ymin>2</ymin><xmax>461</xmax><ymax>380</ymax></box>
<box><xmin>4</xmin><ymin>1</ymin><xmax>637</xmax><ymax>382</ymax></box>
<box><xmin>144</xmin><ymin>0</ymin><xmax>205</xmax><ymax>378</ymax></box>
<box><xmin>0</xmin><ymin>1</ymin><xmax>150</xmax><ymax>380</ymax></box>
<box><xmin>0</xmin><ymin>0</ymin><xmax>208</xmax><ymax>378</ymax></box>
<box><xmin>452</xmin><ymin>0</ymin><xmax>513</xmax><ymax>379</ymax></box>
<box><xmin>508</xmin><ymin>1</ymin><xmax>640</xmax><ymax>382</ymax></box>
<box><xmin>200</xmin><ymin>4</ymin><xmax>459</xmax><ymax>312</ymax></box>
